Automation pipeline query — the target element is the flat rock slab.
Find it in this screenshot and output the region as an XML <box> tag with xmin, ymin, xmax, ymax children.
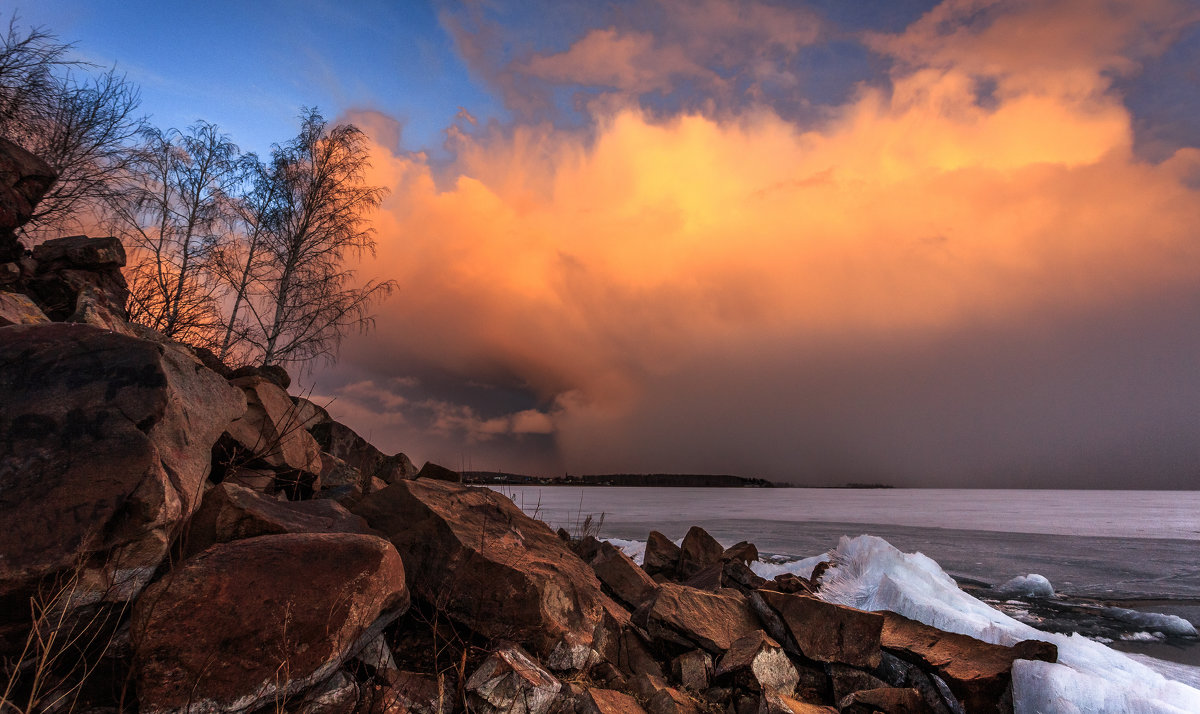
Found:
<box><xmin>0</xmin><ymin>324</ymin><xmax>244</xmax><ymax>651</ymax></box>
<box><xmin>582</xmin><ymin>688</ymin><xmax>648</xmax><ymax>714</ymax></box>
<box><xmin>352</xmin><ymin>479</ymin><xmax>615</xmax><ymax>667</ymax></box>
<box><xmin>635</xmin><ymin>583</ymin><xmax>761</xmax><ymax>654</ymax></box>
<box><xmin>838</xmin><ymin>686</ymin><xmax>931</xmax><ymax>714</ymax></box>
<box><xmin>591</xmin><ymin>540</ymin><xmax>659</xmax><ymax>608</ymax></box>
<box><xmin>758</xmin><ymin>590</ymin><xmax>883</xmax><ymax>669</ymax></box>
<box><xmin>183</xmin><ymin>481</ymin><xmax>374</xmax><ymax>557</ymax></box>
<box><xmin>716</xmin><ymin>631</ymin><xmax>798</xmax><ymax>695</ymax></box>
<box><xmin>132</xmin><ymin>532</ymin><xmax>408</xmax><ymax>714</ymax></box>
<box><xmin>880</xmin><ymin>612</ymin><xmax>1056</xmax><ymax>714</ymax></box>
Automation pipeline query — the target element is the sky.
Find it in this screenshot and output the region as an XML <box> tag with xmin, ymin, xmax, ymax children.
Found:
<box><xmin>17</xmin><ymin>0</ymin><xmax>1200</xmax><ymax>488</ymax></box>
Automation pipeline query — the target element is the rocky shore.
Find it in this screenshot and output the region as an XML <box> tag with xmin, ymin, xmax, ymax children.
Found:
<box><xmin>0</xmin><ymin>138</ymin><xmax>1063</xmax><ymax>713</ymax></box>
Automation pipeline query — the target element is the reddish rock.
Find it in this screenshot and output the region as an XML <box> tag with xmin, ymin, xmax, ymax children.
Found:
<box><xmin>723</xmin><ymin>560</ymin><xmax>768</xmax><ymax>592</ymax></box>
<box><xmin>416</xmin><ymin>461</ymin><xmax>461</xmax><ymax>482</ymax></box>
<box><xmin>631</xmin><ymin>673</ymin><xmax>671</xmax><ymax>701</ymax></box>
<box><xmin>678</xmin><ymin>526</ymin><xmax>724</xmax><ymax>578</ymax></box>
<box><xmin>837</xmin><ymin>687</ymin><xmax>930</xmax><ymax>714</ymax></box>
<box><xmin>379</xmin><ymin>670</ymin><xmax>452</xmax><ymax>714</ymax></box>
<box><xmin>646</xmin><ymin>688</ymin><xmax>700</xmax><ymax>714</ymax></box>
<box><xmin>757</xmin><ymin>591</ymin><xmax>883</xmax><ymax>669</ymax></box>
<box><xmin>582</xmin><ymin>688</ymin><xmax>647</xmax><ymax>714</ymax></box>
<box><xmin>318</xmin><ymin>451</ymin><xmax>366</xmax><ymax>498</ymax></box>
<box><xmin>132</xmin><ymin>533</ymin><xmax>409</xmax><ymax>714</ymax></box>
<box><xmin>591</xmin><ymin>541</ymin><xmax>659</xmax><ymax>608</ymax></box>
<box><xmin>311</xmin><ymin>419</ymin><xmax>416</xmax><ymax>485</ymax></box>
<box><xmin>352</xmin><ymin>479</ymin><xmax>616</xmax><ymax>667</ymax></box>
<box><xmin>0</xmin><ymin>324</ymin><xmax>244</xmax><ymax>652</ymax></box>
<box><xmin>723</xmin><ymin>541</ymin><xmax>759</xmax><ymax>566</ymax></box>
<box><xmin>296</xmin><ymin>671</ymin><xmax>360</xmax><ymax>714</ymax></box>
<box><xmin>0</xmin><ymin>290</ymin><xmax>48</xmax><ymax>326</ymax></box>
<box><xmin>643</xmin><ymin>531</ymin><xmax>681</xmax><ymax>577</ymax></box>
<box><xmin>293</xmin><ymin>396</ymin><xmax>332</xmax><ymax>429</ymax></box>
<box><xmin>222</xmin><ymin>375</ymin><xmax>322</xmax><ymax>493</ymax></box>
<box><xmin>634</xmin><ymin>583</ymin><xmax>761</xmax><ymax>654</ymax></box>
<box><xmin>616</xmin><ymin>629</ymin><xmax>666</xmax><ymax>680</ymax></box>
<box><xmin>183</xmin><ymin>481</ymin><xmax>373</xmax><ymax>557</ymax></box>
<box><xmin>715</xmin><ymin>631</ymin><xmax>798</xmax><ymax>695</ymax></box>
<box><xmin>682</xmin><ymin>563</ymin><xmax>725</xmax><ymax>591</ymax></box>
<box><xmin>465</xmin><ymin>644</ymin><xmax>561</xmax><ymax>714</ymax></box>
<box><xmin>757</xmin><ymin>693</ymin><xmax>836</xmax><ymax>713</ymax></box>
<box><xmin>880</xmin><ymin>612</ymin><xmax>1056</xmax><ymax>714</ymax></box>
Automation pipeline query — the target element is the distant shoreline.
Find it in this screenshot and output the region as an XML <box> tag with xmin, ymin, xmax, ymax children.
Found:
<box><xmin>461</xmin><ymin>471</ymin><xmax>897</xmax><ymax>489</ymax></box>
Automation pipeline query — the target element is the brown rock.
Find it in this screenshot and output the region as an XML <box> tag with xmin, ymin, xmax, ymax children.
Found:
<box><xmin>352</xmin><ymin>479</ymin><xmax>616</xmax><ymax>667</ymax></box>
<box><xmin>32</xmin><ymin>234</ymin><xmax>125</xmax><ymax>270</ymax></box>
<box><xmin>757</xmin><ymin>693</ymin><xmax>836</xmax><ymax>714</ymax></box>
<box><xmin>223</xmin><ymin>375</ymin><xmax>323</xmax><ymax>492</ymax></box>
<box><xmin>0</xmin><ymin>290</ymin><xmax>48</xmax><ymax>326</ymax></box>
<box><xmin>465</xmin><ymin>644</ymin><xmax>561</xmax><ymax>714</ymax></box>
<box><xmin>229</xmin><ymin>363</ymin><xmax>291</xmax><ymax>389</ymax></box>
<box><xmin>838</xmin><ymin>687</ymin><xmax>930</xmax><ymax>714</ymax></box>
<box><xmin>715</xmin><ymin>631</ymin><xmax>798</xmax><ymax>695</ymax></box>
<box><xmin>880</xmin><ymin>612</ymin><xmax>1056</xmax><ymax>714</ymax></box>
<box><xmin>417</xmin><ymin>461</ymin><xmax>461</xmax><ymax>482</ymax></box>
<box><xmin>295</xmin><ymin>671</ymin><xmax>360</xmax><ymax>714</ymax></box>
<box><xmin>25</xmin><ymin>235</ymin><xmax>129</xmax><ymax>324</ymax></box>
<box><xmin>293</xmin><ymin>396</ymin><xmax>333</xmax><ymax>430</ymax></box>
<box><xmin>682</xmin><ymin>563</ymin><xmax>725</xmax><ymax>591</ymax></box>
<box><xmin>0</xmin><ymin>324</ymin><xmax>244</xmax><ymax>652</ymax></box>
<box><xmin>379</xmin><ymin>670</ymin><xmax>452</xmax><ymax>714</ymax></box>
<box><xmin>678</xmin><ymin>526</ymin><xmax>724</xmax><ymax>577</ymax></box>
<box><xmin>582</xmin><ymin>688</ymin><xmax>648</xmax><ymax>714</ymax></box>
<box><xmin>758</xmin><ymin>591</ymin><xmax>883</xmax><ymax>669</ymax></box>
<box><xmin>827</xmin><ymin>663</ymin><xmax>890</xmax><ymax>704</ymax></box>
<box><xmin>647</xmin><ymin>688</ymin><xmax>700</xmax><ymax>714</ymax></box>
<box><xmin>630</xmin><ymin>673</ymin><xmax>671</xmax><ymax>701</ymax></box>
<box><xmin>635</xmin><ymin>583</ymin><xmax>761</xmax><ymax>654</ymax></box>
<box><xmin>591</xmin><ymin>541</ymin><xmax>659</xmax><ymax>608</ymax></box>
<box><xmin>312</xmin><ymin>419</ymin><xmax>417</xmax><ymax>485</ymax></box>
<box><xmin>671</xmin><ymin>649</ymin><xmax>712</xmax><ymax>691</ymax></box>
<box><xmin>723</xmin><ymin>560</ymin><xmax>768</xmax><ymax>592</ymax></box>
<box><xmin>132</xmin><ymin>533</ymin><xmax>409</xmax><ymax>714</ymax></box>
<box><xmin>770</xmin><ymin>573</ymin><xmax>814</xmax><ymax>595</ymax></box>
<box><xmin>224</xmin><ymin>466</ymin><xmax>277</xmax><ymax>492</ymax></box>
<box><xmin>183</xmin><ymin>481</ymin><xmax>373</xmax><ymax>557</ymax></box>
<box><xmin>0</xmin><ymin>138</ymin><xmax>56</xmax><ymax>260</ymax></box>
<box><xmin>617</xmin><ymin>629</ymin><xmax>666</xmax><ymax>680</ymax></box>
<box><xmin>643</xmin><ymin>531</ymin><xmax>681</xmax><ymax>577</ymax></box>
<box><xmin>724</xmin><ymin>541</ymin><xmax>759</xmax><ymax>565</ymax></box>
<box><xmin>318</xmin><ymin>451</ymin><xmax>366</xmax><ymax>494</ymax></box>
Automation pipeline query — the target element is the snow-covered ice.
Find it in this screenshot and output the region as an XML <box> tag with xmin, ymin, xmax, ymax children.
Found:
<box><xmin>997</xmin><ymin>574</ymin><xmax>1055</xmax><ymax>598</ymax></box>
<box><xmin>749</xmin><ymin>553</ymin><xmax>829</xmax><ymax>580</ymax></box>
<box><xmin>817</xmin><ymin>535</ymin><xmax>1200</xmax><ymax>714</ymax></box>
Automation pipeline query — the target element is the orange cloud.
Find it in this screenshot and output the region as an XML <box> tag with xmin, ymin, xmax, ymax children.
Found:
<box><xmin>326</xmin><ymin>0</ymin><xmax>1200</xmax><ymax>485</ymax></box>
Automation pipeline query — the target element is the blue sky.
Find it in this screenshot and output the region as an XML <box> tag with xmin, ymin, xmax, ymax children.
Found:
<box><xmin>15</xmin><ymin>0</ymin><xmax>506</xmax><ymax>155</ymax></box>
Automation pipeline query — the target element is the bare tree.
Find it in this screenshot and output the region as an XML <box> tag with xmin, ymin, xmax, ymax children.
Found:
<box><xmin>0</xmin><ymin>16</ymin><xmax>143</xmax><ymax>238</ymax></box>
<box><xmin>229</xmin><ymin>109</ymin><xmax>394</xmax><ymax>368</ymax></box>
<box><xmin>114</xmin><ymin>122</ymin><xmax>241</xmax><ymax>347</ymax></box>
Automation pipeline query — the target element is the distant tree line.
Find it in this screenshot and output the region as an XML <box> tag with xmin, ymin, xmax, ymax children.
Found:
<box><xmin>0</xmin><ymin>16</ymin><xmax>394</xmax><ymax>369</ymax></box>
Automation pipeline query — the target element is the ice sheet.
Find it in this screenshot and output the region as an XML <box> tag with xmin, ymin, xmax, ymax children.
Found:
<box><xmin>818</xmin><ymin>535</ymin><xmax>1200</xmax><ymax>713</ymax></box>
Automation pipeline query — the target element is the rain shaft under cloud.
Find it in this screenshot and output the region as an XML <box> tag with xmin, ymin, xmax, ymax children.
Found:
<box><xmin>311</xmin><ymin>0</ymin><xmax>1200</xmax><ymax>487</ymax></box>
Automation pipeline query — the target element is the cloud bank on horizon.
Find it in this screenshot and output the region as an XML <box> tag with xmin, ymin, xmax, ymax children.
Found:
<box><xmin>314</xmin><ymin>0</ymin><xmax>1200</xmax><ymax>488</ymax></box>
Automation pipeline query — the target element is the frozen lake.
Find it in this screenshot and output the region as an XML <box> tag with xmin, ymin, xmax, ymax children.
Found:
<box><xmin>493</xmin><ymin>486</ymin><xmax>1200</xmax><ymax>599</ymax></box>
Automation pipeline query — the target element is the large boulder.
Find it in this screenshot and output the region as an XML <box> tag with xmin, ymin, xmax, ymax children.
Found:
<box><xmin>677</xmin><ymin>526</ymin><xmax>723</xmax><ymax>578</ymax></box>
<box><xmin>221</xmin><ymin>375</ymin><xmax>323</xmax><ymax>494</ymax></box>
<box><xmin>311</xmin><ymin>419</ymin><xmax>416</xmax><ymax>484</ymax></box>
<box><xmin>879</xmin><ymin>612</ymin><xmax>1056</xmax><ymax>714</ymax></box>
<box><xmin>757</xmin><ymin>591</ymin><xmax>883</xmax><ymax>669</ymax></box>
<box><xmin>351</xmin><ymin>479</ymin><xmax>616</xmax><ymax>667</ymax></box>
<box><xmin>132</xmin><ymin>532</ymin><xmax>409</xmax><ymax>714</ymax></box>
<box><xmin>182</xmin><ymin>481</ymin><xmax>375</xmax><ymax>558</ymax></box>
<box><xmin>0</xmin><ymin>324</ymin><xmax>244</xmax><ymax>652</ymax></box>
<box><xmin>26</xmin><ymin>235</ymin><xmax>129</xmax><ymax>324</ymax></box>
<box><xmin>0</xmin><ymin>138</ymin><xmax>56</xmax><ymax>260</ymax></box>
<box><xmin>643</xmin><ymin>531</ymin><xmax>681</xmax><ymax>578</ymax></box>
<box><xmin>581</xmin><ymin>688</ymin><xmax>647</xmax><ymax>714</ymax></box>
<box><xmin>634</xmin><ymin>583</ymin><xmax>761</xmax><ymax>654</ymax></box>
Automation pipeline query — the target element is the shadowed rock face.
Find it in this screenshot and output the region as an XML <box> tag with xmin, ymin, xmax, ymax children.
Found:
<box><xmin>466</xmin><ymin>644</ymin><xmax>562</xmax><ymax>714</ymax></box>
<box><xmin>311</xmin><ymin>419</ymin><xmax>417</xmax><ymax>484</ymax></box>
<box><xmin>0</xmin><ymin>323</ymin><xmax>244</xmax><ymax>653</ymax></box>
<box><xmin>0</xmin><ymin>138</ymin><xmax>56</xmax><ymax>260</ymax></box>
<box><xmin>132</xmin><ymin>532</ymin><xmax>409</xmax><ymax>714</ymax></box>
<box><xmin>879</xmin><ymin>612</ymin><xmax>1056</xmax><ymax>714</ymax></box>
<box><xmin>757</xmin><ymin>590</ymin><xmax>884</xmax><ymax>669</ymax></box>
<box><xmin>351</xmin><ymin>478</ymin><xmax>616</xmax><ymax>667</ymax></box>
<box><xmin>182</xmin><ymin>481</ymin><xmax>375</xmax><ymax>558</ymax></box>
<box><xmin>222</xmin><ymin>375</ymin><xmax>323</xmax><ymax>495</ymax></box>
